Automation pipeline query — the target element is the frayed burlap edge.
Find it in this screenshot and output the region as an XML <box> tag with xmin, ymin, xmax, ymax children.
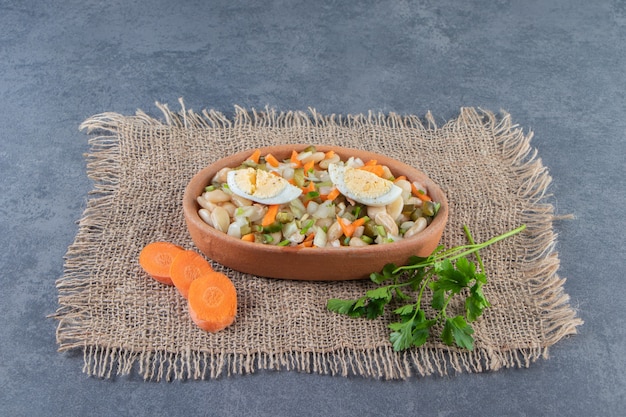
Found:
<box><xmin>55</xmin><ymin>100</ymin><xmax>582</xmax><ymax>380</ymax></box>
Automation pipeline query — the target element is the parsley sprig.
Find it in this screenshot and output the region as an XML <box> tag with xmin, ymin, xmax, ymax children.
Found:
<box><xmin>327</xmin><ymin>224</ymin><xmax>526</xmax><ymax>351</ymax></box>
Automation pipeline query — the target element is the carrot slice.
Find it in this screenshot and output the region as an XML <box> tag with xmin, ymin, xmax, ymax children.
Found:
<box><xmin>298</xmin><ymin>239</ymin><xmax>314</xmax><ymax>248</ymax></box>
<box><xmin>301</xmin><ymin>181</ymin><xmax>316</xmax><ymax>194</ymax></box>
<box><xmin>169</xmin><ymin>250</ymin><xmax>215</xmax><ymax>299</ymax></box>
<box><xmin>290</xmin><ymin>150</ymin><xmax>302</xmax><ymax>167</ymax></box>
<box><xmin>324</xmin><ymin>150</ymin><xmax>335</xmax><ymax>159</ymax></box>
<box><xmin>138</xmin><ymin>242</ymin><xmax>185</xmax><ymax>285</ymax></box>
<box><xmin>323</xmin><ymin>187</ymin><xmax>341</xmax><ymax>201</ymax></box>
<box><xmin>265</xmin><ymin>153</ymin><xmax>280</xmax><ymax>167</ymax></box>
<box><xmin>364</xmin><ymin>159</ymin><xmax>378</xmax><ymax>166</ymax></box>
<box><xmin>262</xmin><ymin>204</ymin><xmax>279</xmax><ymax>227</ymax></box>
<box><xmin>411</xmin><ymin>182</ymin><xmax>432</xmax><ymax>202</ymax></box>
<box><xmin>187</xmin><ymin>272</ymin><xmax>237</xmax><ymax>333</ymax></box>
<box><xmin>358</xmin><ymin>164</ymin><xmax>385</xmax><ymax>177</ymax></box>
<box><xmin>248</xmin><ymin>149</ymin><xmax>261</xmax><ymax>164</ymax></box>
<box><xmin>303</xmin><ymin>159</ymin><xmax>315</xmax><ymax>173</ymax></box>
<box><xmin>336</xmin><ymin>215</ymin><xmax>368</xmax><ymax>238</ymax></box>
<box><xmin>394</xmin><ymin>175</ymin><xmax>407</xmax><ymax>183</ymax></box>
<box><xmin>241</xmin><ymin>233</ymin><xmax>256</xmax><ymax>242</ymax></box>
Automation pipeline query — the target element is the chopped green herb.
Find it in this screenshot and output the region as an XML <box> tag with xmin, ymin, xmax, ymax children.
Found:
<box><xmin>327</xmin><ymin>224</ymin><xmax>525</xmax><ymax>351</ymax></box>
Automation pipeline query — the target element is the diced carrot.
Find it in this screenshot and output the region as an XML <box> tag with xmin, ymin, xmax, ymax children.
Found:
<box><xmin>335</xmin><ymin>215</ymin><xmax>368</xmax><ymax>238</ymax></box>
<box><xmin>248</xmin><ymin>149</ymin><xmax>261</xmax><ymax>164</ymax></box>
<box><xmin>138</xmin><ymin>242</ymin><xmax>185</xmax><ymax>285</ymax></box>
<box><xmin>351</xmin><ymin>216</ymin><xmax>368</xmax><ymax>229</ymax></box>
<box><xmin>323</xmin><ymin>187</ymin><xmax>341</xmax><ymax>201</ymax></box>
<box><xmin>358</xmin><ymin>164</ymin><xmax>385</xmax><ymax>177</ymax></box>
<box><xmin>290</xmin><ymin>150</ymin><xmax>302</xmax><ymax>167</ymax></box>
<box><xmin>365</xmin><ymin>159</ymin><xmax>378</xmax><ymax>166</ymax></box>
<box><xmin>301</xmin><ymin>181</ymin><xmax>316</xmax><ymax>194</ymax></box>
<box><xmin>170</xmin><ymin>250</ymin><xmax>214</xmax><ymax>299</ymax></box>
<box><xmin>241</xmin><ymin>233</ymin><xmax>256</xmax><ymax>242</ymax></box>
<box><xmin>298</xmin><ymin>234</ymin><xmax>315</xmax><ymax>247</ymax></box>
<box><xmin>411</xmin><ymin>182</ymin><xmax>432</xmax><ymax>202</ymax></box>
<box><xmin>187</xmin><ymin>271</ymin><xmax>237</xmax><ymax>333</ymax></box>
<box><xmin>262</xmin><ymin>204</ymin><xmax>280</xmax><ymax>227</ymax></box>
<box><xmin>298</xmin><ymin>239</ymin><xmax>314</xmax><ymax>248</ymax></box>
<box><xmin>336</xmin><ymin>216</ymin><xmax>354</xmax><ymax>238</ymax></box>
<box><xmin>303</xmin><ymin>159</ymin><xmax>315</xmax><ymax>173</ymax></box>
<box><xmin>265</xmin><ymin>153</ymin><xmax>280</xmax><ymax>167</ymax></box>
<box><xmin>324</xmin><ymin>150</ymin><xmax>335</xmax><ymax>159</ymax></box>
<box><xmin>394</xmin><ymin>175</ymin><xmax>407</xmax><ymax>183</ymax></box>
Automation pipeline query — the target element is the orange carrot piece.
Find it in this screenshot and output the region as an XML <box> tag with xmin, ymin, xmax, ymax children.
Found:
<box><xmin>365</xmin><ymin>159</ymin><xmax>378</xmax><ymax>166</ymax></box>
<box><xmin>262</xmin><ymin>204</ymin><xmax>280</xmax><ymax>227</ymax></box>
<box><xmin>324</xmin><ymin>150</ymin><xmax>335</xmax><ymax>159</ymax></box>
<box><xmin>303</xmin><ymin>232</ymin><xmax>315</xmax><ymax>242</ymax></box>
<box><xmin>290</xmin><ymin>150</ymin><xmax>302</xmax><ymax>167</ymax></box>
<box><xmin>138</xmin><ymin>242</ymin><xmax>185</xmax><ymax>285</ymax></box>
<box><xmin>335</xmin><ymin>215</ymin><xmax>368</xmax><ymax>238</ymax></box>
<box><xmin>187</xmin><ymin>272</ymin><xmax>237</xmax><ymax>333</ymax></box>
<box><xmin>241</xmin><ymin>233</ymin><xmax>256</xmax><ymax>242</ymax></box>
<box><xmin>301</xmin><ymin>181</ymin><xmax>316</xmax><ymax>194</ymax></box>
<box><xmin>265</xmin><ymin>153</ymin><xmax>280</xmax><ymax>167</ymax></box>
<box><xmin>169</xmin><ymin>250</ymin><xmax>215</xmax><ymax>299</ymax></box>
<box><xmin>394</xmin><ymin>175</ymin><xmax>407</xmax><ymax>183</ymax></box>
<box><xmin>298</xmin><ymin>239</ymin><xmax>314</xmax><ymax>248</ymax></box>
<box><xmin>303</xmin><ymin>159</ymin><xmax>315</xmax><ymax>173</ymax></box>
<box><xmin>323</xmin><ymin>187</ymin><xmax>341</xmax><ymax>201</ymax></box>
<box><xmin>411</xmin><ymin>182</ymin><xmax>432</xmax><ymax>202</ymax></box>
<box><xmin>248</xmin><ymin>149</ymin><xmax>261</xmax><ymax>164</ymax></box>
<box><xmin>352</xmin><ymin>216</ymin><xmax>368</xmax><ymax>229</ymax></box>
<box><xmin>358</xmin><ymin>164</ymin><xmax>385</xmax><ymax>177</ymax></box>
<box><xmin>336</xmin><ymin>215</ymin><xmax>355</xmax><ymax>238</ymax></box>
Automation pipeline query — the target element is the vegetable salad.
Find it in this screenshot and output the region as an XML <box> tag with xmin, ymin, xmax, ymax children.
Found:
<box><xmin>197</xmin><ymin>146</ymin><xmax>440</xmax><ymax>248</ymax></box>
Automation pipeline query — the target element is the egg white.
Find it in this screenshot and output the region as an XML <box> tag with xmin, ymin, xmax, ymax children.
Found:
<box><xmin>328</xmin><ymin>163</ymin><xmax>403</xmax><ymax>207</ymax></box>
<box><xmin>226</xmin><ymin>168</ymin><xmax>303</xmax><ymax>205</ymax></box>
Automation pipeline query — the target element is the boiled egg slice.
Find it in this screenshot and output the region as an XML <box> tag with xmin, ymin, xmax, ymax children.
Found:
<box><xmin>226</xmin><ymin>167</ymin><xmax>303</xmax><ymax>205</ymax></box>
<box><xmin>328</xmin><ymin>163</ymin><xmax>403</xmax><ymax>207</ymax></box>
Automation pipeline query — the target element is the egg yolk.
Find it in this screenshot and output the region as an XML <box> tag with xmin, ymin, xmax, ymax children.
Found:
<box><xmin>343</xmin><ymin>168</ymin><xmax>392</xmax><ymax>200</ymax></box>
<box><xmin>233</xmin><ymin>168</ymin><xmax>288</xmax><ymax>199</ymax></box>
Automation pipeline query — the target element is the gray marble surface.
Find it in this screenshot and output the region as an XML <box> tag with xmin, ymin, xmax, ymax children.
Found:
<box><xmin>1</xmin><ymin>0</ymin><xmax>624</xmax><ymax>415</ymax></box>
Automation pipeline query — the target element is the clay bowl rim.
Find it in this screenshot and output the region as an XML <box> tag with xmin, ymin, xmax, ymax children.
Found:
<box><xmin>183</xmin><ymin>145</ymin><xmax>449</xmax><ymax>280</ymax></box>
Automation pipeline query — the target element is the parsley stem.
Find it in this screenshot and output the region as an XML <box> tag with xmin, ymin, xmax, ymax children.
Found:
<box><xmin>463</xmin><ymin>225</ymin><xmax>484</xmax><ymax>273</ymax></box>
<box><xmin>392</xmin><ymin>224</ymin><xmax>526</xmax><ymax>275</ymax></box>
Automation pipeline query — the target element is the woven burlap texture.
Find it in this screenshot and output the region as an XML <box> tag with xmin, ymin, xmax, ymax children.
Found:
<box><xmin>55</xmin><ymin>102</ymin><xmax>582</xmax><ymax>380</ymax></box>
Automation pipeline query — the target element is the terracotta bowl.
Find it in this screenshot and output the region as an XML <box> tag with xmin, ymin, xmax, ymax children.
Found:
<box><xmin>183</xmin><ymin>145</ymin><xmax>448</xmax><ymax>281</ymax></box>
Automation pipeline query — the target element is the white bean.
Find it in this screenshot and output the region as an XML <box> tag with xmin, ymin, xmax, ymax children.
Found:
<box><xmin>404</xmin><ymin>217</ymin><xmax>428</xmax><ymax>238</ymax></box>
<box><xmin>300</xmin><ymin>151</ymin><xmax>325</xmax><ymax>164</ymax></box>
<box><xmin>231</xmin><ymin>194</ymin><xmax>253</xmax><ymax>207</ymax></box>
<box><xmin>367</xmin><ymin>205</ymin><xmax>386</xmax><ymax>219</ymax></box>
<box><xmin>199</xmin><ymin>208</ymin><xmax>213</xmax><ymax>226</ymax></box>
<box><xmin>318</xmin><ymin>154</ymin><xmax>340</xmax><ymax>169</ymax></box>
<box><xmin>386</xmin><ymin>196</ymin><xmax>404</xmax><ymax>221</ymax></box>
<box><xmin>210</xmin><ymin>206</ymin><xmax>231</xmax><ymax>233</ymax></box>
<box><xmin>212</xmin><ymin>167</ymin><xmax>231</xmax><ymax>183</ymax></box>
<box><xmin>197</xmin><ymin>196</ymin><xmax>217</xmax><ymax>211</ymax></box>
<box><xmin>349</xmin><ymin>237</ymin><xmax>369</xmax><ymax>247</ymax></box>
<box><xmin>326</xmin><ymin>220</ymin><xmax>343</xmax><ymax>241</ymax></box>
<box><xmin>221</xmin><ymin>202</ymin><xmax>237</xmax><ymax>217</ymax></box>
<box><xmin>375</xmin><ymin>211</ymin><xmax>399</xmax><ymax>236</ymax></box>
<box><xmin>203</xmin><ymin>189</ymin><xmax>231</xmax><ymax>203</ymax></box>
<box><xmin>394</xmin><ymin>179</ymin><xmax>412</xmax><ymax>194</ymax></box>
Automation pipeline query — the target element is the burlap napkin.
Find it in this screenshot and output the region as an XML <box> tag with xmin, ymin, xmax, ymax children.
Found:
<box><xmin>54</xmin><ymin>101</ymin><xmax>582</xmax><ymax>380</ymax></box>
